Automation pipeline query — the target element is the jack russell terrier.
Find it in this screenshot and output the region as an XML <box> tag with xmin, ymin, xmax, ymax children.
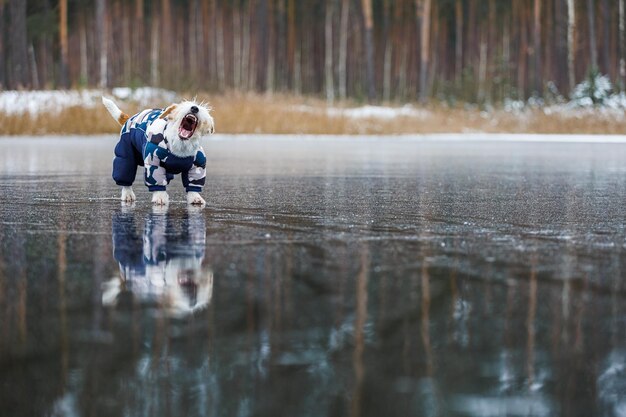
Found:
<box><xmin>102</xmin><ymin>97</ymin><xmax>215</xmax><ymax>206</ymax></box>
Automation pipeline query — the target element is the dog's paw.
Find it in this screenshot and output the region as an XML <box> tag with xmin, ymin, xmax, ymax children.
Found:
<box><xmin>121</xmin><ymin>186</ymin><xmax>136</xmax><ymax>203</ymax></box>
<box><xmin>151</xmin><ymin>191</ymin><xmax>170</xmax><ymax>206</ymax></box>
<box><xmin>187</xmin><ymin>191</ymin><xmax>206</xmax><ymax>207</ymax></box>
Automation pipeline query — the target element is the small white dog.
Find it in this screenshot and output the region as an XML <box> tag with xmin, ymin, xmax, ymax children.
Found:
<box><xmin>103</xmin><ymin>97</ymin><xmax>214</xmax><ymax>206</ymax></box>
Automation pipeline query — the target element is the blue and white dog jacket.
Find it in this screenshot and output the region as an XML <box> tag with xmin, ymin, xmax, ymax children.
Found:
<box><xmin>112</xmin><ymin>108</ymin><xmax>207</xmax><ymax>193</ymax></box>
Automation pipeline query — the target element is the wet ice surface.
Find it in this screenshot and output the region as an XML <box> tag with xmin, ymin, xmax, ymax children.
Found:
<box><xmin>1</xmin><ymin>135</ymin><xmax>625</xmax><ymax>417</ymax></box>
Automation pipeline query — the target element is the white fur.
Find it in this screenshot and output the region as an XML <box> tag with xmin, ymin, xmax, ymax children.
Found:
<box><xmin>164</xmin><ymin>100</ymin><xmax>215</xmax><ymax>157</ymax></box>
<box><xmin>121</xmin><ymin>186</ymin><xmax>136</xmax><ymax>202</ymax></box>
<box><xmin>187</xmin><ymin>191</ymin><xmax>206</xmax><ymax>206</ymax></box>
<box><xmin>152</xmin><ymin>191</ymin><xmax>169</xmax><ymax>206</ymax></box>
<box><xmin>102</xmin><ymin>96</ymin><xmax>123</xmax><ymax>122</ymax></box>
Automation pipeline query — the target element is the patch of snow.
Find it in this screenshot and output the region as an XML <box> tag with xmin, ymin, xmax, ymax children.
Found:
<box><xmin>0</xmin><ymin>90</ymin><xmax>100</xmax><ymax>115</ymax></box>
<box><xmin>327</xmin><ymin>105</ymin><xmax>430</xmax><ymax>119</ymax></box>
<box><xmin>572</xmin><ymin>73</ymin><xmax>613</xmax><ymax>105</ymax></box>
<box><xmin>500</xmin><ymin>73</ymin><xmax>626</xmax><ymax>121</ymax></box>
<box><xmin>294</xmin><ymin>104</ymin><xmax>430</xmax><ymax>119</ymax></box>
<box><xmin>504</xmin><ymin>99</ymin><xmax>525</xmax><ymax>113</ymax></box>
<box><xmin>0</xmin><ymin>88</ymin><xmax>178</xmax><ymax>116</ymax></box>
<box><xmin>112</xmin><ymin>87</ymin><xmax>177</xmax><ymax>103</ymax></box>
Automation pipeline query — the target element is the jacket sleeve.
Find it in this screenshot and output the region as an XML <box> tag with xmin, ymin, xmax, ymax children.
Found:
<box><xmin>143</xmin><ymin>119</ymin><xmax>170</xmax><ymax>192</ymax></box>
<box><xmin>183</xmin><ymin>147</ymin><xmax>207</xmax><ymax>193</ymax></box>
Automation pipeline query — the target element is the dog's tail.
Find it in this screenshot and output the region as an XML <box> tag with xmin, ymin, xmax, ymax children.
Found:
<box><xmin>102</xmin><ymin>97</ymin><xmax>130</xmax><ymax>126</ymax></box>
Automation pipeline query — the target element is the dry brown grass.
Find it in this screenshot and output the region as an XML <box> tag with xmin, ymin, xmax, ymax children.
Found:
<box><xmin>0</xmin><ymin>103</ymin><xmax>141</xmax><ymax>136</ymax></box>
<box><xmin>1</xmin><ymin>91</ymin><xmax>625</xmax><ymax>135</ymax></box>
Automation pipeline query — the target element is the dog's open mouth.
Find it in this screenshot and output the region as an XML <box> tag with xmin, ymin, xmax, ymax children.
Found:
<box><xmin>178</xmin><ymin>114</ymin><xmax>198</xmax><ymax>140</ymax></box>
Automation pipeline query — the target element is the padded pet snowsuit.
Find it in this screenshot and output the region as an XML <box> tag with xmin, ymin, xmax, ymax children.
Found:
<box><xmin>112</xmin><ymin>108</ymin><xmax>207</xmax><ymax>193</ymax></box>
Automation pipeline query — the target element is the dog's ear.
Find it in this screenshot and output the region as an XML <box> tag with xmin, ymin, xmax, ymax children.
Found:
<box><xmin>159</xmin><ymin>104</ymin><xmax>177</xmax><ymax>120</ymax></box>
<box><xmin>205</xmin><ymin>117</ymin><xmax>215</xmax><ymax>135</ymax></box>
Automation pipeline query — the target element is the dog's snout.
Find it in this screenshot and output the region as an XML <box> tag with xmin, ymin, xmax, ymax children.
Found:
<box><xmin>190</xmin><ymin>106</ymin><xmax>199</xmax><ymax>114</ymax></box>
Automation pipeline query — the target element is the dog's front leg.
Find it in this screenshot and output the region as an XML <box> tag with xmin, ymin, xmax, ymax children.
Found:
<box><xmin>151</xmin><ymin>191</ymin><xmax>170</xmax><ymax>206</ymax></box>
<box><xmin>186</xmin><ymin>191</ymin><xmax>206</xmax><ymax>206</ymax></box>
<box><xmin>121</xmin><ymin>186</ymin><xmax>136</xmax><ymax>203</ymax></box>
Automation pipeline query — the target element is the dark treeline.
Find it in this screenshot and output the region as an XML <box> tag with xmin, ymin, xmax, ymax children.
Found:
<box><xmin>0</xmin><ymin>0</ymin><xmax>623</xmax><ymax>103</ymax></box>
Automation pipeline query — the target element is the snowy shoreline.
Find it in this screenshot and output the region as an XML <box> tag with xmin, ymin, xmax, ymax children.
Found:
<box><xmin>0</xmin><ymin>88</ymin><xmax>177</xmax><ymax>116</ymax></box>
<box><xmin>2</xmin><ymin>86</ymin><xmax>626</xmax><ymax>122</ymax></box>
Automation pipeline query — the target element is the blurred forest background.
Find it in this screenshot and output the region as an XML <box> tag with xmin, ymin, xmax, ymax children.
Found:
<box><xmin>0</xmin><ymin>0</ymin><xmax>623</xmax><ymax>104</ymax></box>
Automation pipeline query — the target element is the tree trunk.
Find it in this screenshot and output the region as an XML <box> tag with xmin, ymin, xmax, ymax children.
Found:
<box><xmin>215</xmin><ymin>1</ymin><xmax>225</xmax><ymax>89</ymax></box>
<box><xmin>518</xmin><ymin>1</ymin><xmax>528</xmax><ymax>100</ymax></box>
<box><xmin>160</xmin><ymin>0</ymin><xmax>174</xmax><ymax>85</ymax></box>
<box><xmin>189</xmin><ymin>0</ymin><xmax>200</xmax><ymax>85</ymax></box>
<box><xmin>431</xmin><ymin>0</ymin><xmax>440</xmax><ymax>95</ymax></box>
<box><xmin>467</xmin><ymin>0</ymin><xmax>476</xmax><ymax>82</ymax></box>
<box><xmin>96</xmin><ymin>0</ymin><xmax>108</xmax><ymax>88</ymax></box>
<box><xmin>266</xmin><ymin>0</ymin><xmax>276</xmax><ymax>94</ymax></box>
<box><xmin>418</xmin><ymin>0</ymin><xmax>432</xmax><ymax>102</ymax></box>
<box><xmin>325</xmin><ymin>0</ymin><xmax>335</xmax><ymax>103</ymax></box>
<box><xmin>176</xmin><ymin>11</ymin><xmax>185</xmax><ymax>86</ymax></box>
<box><xmin>122</xmin><ymin>1</ymin><xmax>132</xmax><ymax>85</ymax></box>
<box><xmin>79</xmin><ymin>11</ymin><xmax>89</xmax><ymax>86</ymax></box>
<box><xmin>487</xmin><ymin>0</ymin><xmax>495</xmax><ymax>101</ymax></box>
<box><xmin>361</xmin><ymin>0</ymin><xmax>376</xmax><ymax>101</ymax></box>
<box><xmin>200</xmin><ymin>0</ymin><xmax>211</xmax><ymax>84</ymax></box>
<box><xmin>338</xmin><ymin>0</ymin><xmax>349</xmax><ymax>99</ymax></box>
<box><xmin>242</xmin><ymin>2</ymin><xmax>251</xmax><ymax>90</ymax></box>
<box><xmin>29</xmin><ymin>44</ymin><xmax>39</xmax><ymax>89</ymax></box>
<box><xmin>601</xmin><ymin>0</ymin><xmax>610</xmax><ymax>75</ymax></box>
<box><xmin>233</xmin><ymin>9</ymin><xmax>242</xmax><ymax>89</ymax></box>
<box><xmin>555</xmin><ymin>0</ymin><xmax>568</xmax><ymax>93</ymax></box>
<box><xmin>287</xmin><ymin>0</ymin><xmax>296</xmax><ymax>87</ymax></box>
<box><xmin>255</xmin><ymin>0</ymin><xmax>269</xmax><ymax>91</ymax></box>
<box><xmin>587</xmin><ymin>0</ymin><xmax>597</xmax><ymax>70</ymax></box>
<box><xmin>455</xmin><ymin>0</ymin><xmax>463</xmax><ymax>86</ymax></box>
<box><xmin>478</xmin><ymin>25</ymin><xmax>487</xmax><ymax>102</ymax></box>
<box><xmin>533</xmin><ymin>0</ymin><xmax>542</xmax><ymax>94</ymax></box>
<box><xmin>59</xmin><ymin>0</ymin><xmax>69</xmax><ymax>87</ymax></box>
<box><xmin>293</xmin><ymin>1</ymin><xmax>302</xmax><ymax>94</ymax></box>
<box><xmin>398</xmin><ymin>42</ymin><xmax>408</xmax><ymax>101</ymax></box>
<box><xmin>383</xmin><ymin>41</ymin><xmax>392</xmax><ymax>102</ymax></box>
<box><xmin>618</xmin><ymin>0</ymin><xmax>626</xmax><ymax>91</ymax></box>
<box><xmin>150</xmin><ymin>6</ymin><xmax>159</xmax><ymax>86</ymax></box>
<box><xmin>544</xmin><ymin>0</ymin><xmax>552</xmax><ymax>92</ymax></box>
<box><xmin>134</xmin><ymin>0</ymin><xmax>144</xmax><ymax>81</ymax></box>
<box><xmin>567</xmin><ymin>0</ymin><xmax>576</xmax><ymax>92</ymax></box>
<box><xmin>40</xmin><ymin>0</ymin><xmax>54</xmax><ymax>88</ymax></box>
<box><xmin>0</xmin><ymin>2</ymin><xmax>5</xmax><ymax>88</ymax></box>
<box><xmin>382</xmin><ymin>0</ymin><xmax>392</xmax><ymax>102</ymax></box>
<box><xmin>276</xmin><ymin>0</ymin><xmax>287</xmax><ymax>91</ymax></box>
<box><xmin>9</xmin><ymin>0</ymin><xmax>29</xmax><ymax>89</ymax></box>
<box><xmin>503</xmin><ymin>19</ymin><xmax>510</xmax><ymax>99</ymax></box>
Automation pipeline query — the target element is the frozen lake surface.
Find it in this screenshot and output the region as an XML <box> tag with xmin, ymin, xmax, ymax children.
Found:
<box><xmin>0</xmin><ymin>134</ymin><xmax>625</xmax><ymax>417</ymax></box>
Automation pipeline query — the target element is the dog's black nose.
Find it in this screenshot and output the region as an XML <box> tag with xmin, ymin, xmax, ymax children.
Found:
<box><xmin>190</xmin><ymin>106</ymin><xmax>199</xmax><ymax>114</ymax></box>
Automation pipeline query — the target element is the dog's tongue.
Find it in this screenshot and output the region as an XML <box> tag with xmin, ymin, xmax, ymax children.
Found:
<box><xmin>179</xmin><ymin>115</ymin><xmax>197</xmax><ymax>139</ymax></box>
<box><xmin>179</xmin><ymin>126</ymin><xmax>193</xmax><ymax>139</ymax></box>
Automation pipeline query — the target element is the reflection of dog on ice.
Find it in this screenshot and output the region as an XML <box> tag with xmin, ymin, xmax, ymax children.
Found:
<box><xmin>103</xmin><ymin>208</ymin><xmax>213</xmax><ymax>317</ymax></box>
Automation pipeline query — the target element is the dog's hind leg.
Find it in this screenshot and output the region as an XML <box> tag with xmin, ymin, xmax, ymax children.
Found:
<box><xmin>121</xmin><ymin>186</ymin><xmax>136</xmax><ymax>203</ymax></box>
<box><xmin>113</xmin><ymin>133</ymin><xmax>141</xmax><ymax>203</ymax></box>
